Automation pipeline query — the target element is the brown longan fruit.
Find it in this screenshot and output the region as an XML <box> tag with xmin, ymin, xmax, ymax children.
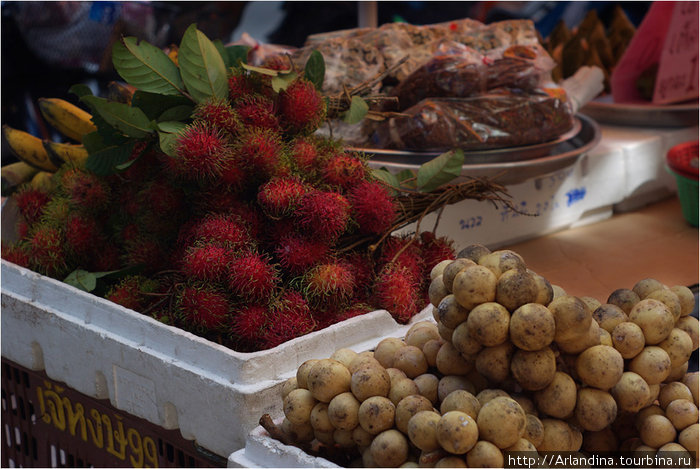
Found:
<box><xmin>534</xmin><ymin>371</ymin><xmax>577</xmax><ymax>418</ymax></box>
<box><xmin>435</xmin><ymin>456</ymin><xmax>467</xmax><ymax>468</ymax></box>
<box><xmin>307</xmin><ymin>359</ymin><xmax>352</xmax><ymax>403</ymax></box>
<box><xmin>682</xmin><ymin>372</ymin><xmax>699</xmax><ymax>406</ymax></box>
<box><xmin>658</xmin><ymin>382</ymin><xmax>693</xmax><ymax>409</ymax></box>
<box><xmin>442</xmin><ymin>258</ymin><xmax>476</xmax><ymax>292</ymax></box>
<box><xmin>330</xmin><ymin>348</ymin><xmax>358</xmax><ymax>369</ymax></box>
<box><xmin>665</xmin><ymin>399</ymin><xmax>699</xmax><ymax>430</ymax></box>
<box><xmin>452</xmin><ymin>265</ymin><xmax>498</xmax><ymax>310</ymax></box>
<box><xmin>548</xmin><ymin>295</ymin><xmax>592</xmax><ymax>343</ymax></box>
<box><xmin>635</xmin><ymin>405</ymin><xmax>665</xmax><ymax>430</ymax></box>
<box><xmin>414</xmin><ymin>373</ymin><xmax>439</xmax><ymax>405</ymax></box>
<box><xmin>509</xmin><ymin>303</ymin><xmax>555</xmax><ymax>351</ymax></box>
<box><xmin>607</xmin><ymin>288</ymin><xmax>641</xmax><ymax>314</ymax></box>
<box><xmin>296</xmin><ymin>359</ymin><xmax>320</xmax><ymax>389</ymax></box>
<box><xmin>429</xmin><ymin>275</ymin><xmax>449</xmax><ymax>308</ymax></box>
<box><xmin>438</xmin><ymin>375</ymin><xmax>475</xmax><ymax>402</ymax></box>
<box><xmin>592</xmin><ymin>304</ymin><xmax>628</xmax><ymax>333</ymax></box>
<box><xmin>281</xmin><ymin>417</ymin><xmax>314</xmax><ymax>443</ymax></box>
<box><xmin>407</xmin><ymin>410</ymin><xmax>441</xmax><ymax>452</ymax></box>
<box><xmin>659</xmin><ymin>328</ymin><xmax>693</xmax><ymax>368</ymax></box>
<box><xmin>611</xmin><ymin>371</ymin><xmax>651</xmax><ymax>413</ymax></box>
<box><xmin>430</xmin><ymin>259</ymin><xmax>454</xmax><ymax>280</ymax></box>
<box><xmin>328</xmin><ymin>391</ymin><xmax>360</xmax><ymax>431</ymax></box>
<box><xmin>349</xmin><ymin>351</ymin><xmax>380</xmax><ymax>374</ymax></box>
<box><xmin>675</xmin><ymin>316</ymin><xmax>700</xmax><ymax>351</ymax></box>
<box><xmin>678</xmin><ymin>423</ymin><xmax>699</xmax><ymax>454</ymax></box>
<box><xmin>611</xmin><ymin>321</ymin><xmax>645</xmax><ymax>359</ymax></box>
<box><xmin>466</xmin><ymin>440</ymin><xmax>503</xmax><ymax>468</ymax></box>
<box><xmin>582</xmin><ymin>428</ymin><xmax>618</xmax><ymax>452</ymax></box>
<box><xmin>638</xmin><ymin>414</ymin><xmax>676</xmax><ymax>448</ymax></box>
<box><xmin>478</xmin><ymin>250</ymin><xmax>526</xmax><ymax>277</ymax></box>
<box><xmin>440</xmin><ymin>390</ymin><xmax>481</xmax><ymax>420</ymax></box>
<box><xmin>405</xmin><ymin>322</ymin><xmax>440</xmax><ymax>349</ymax></box>
<box><xmin>670</xmin><ymin>285</ymin><xmax>695</xmax><ymax>317</ymax></box>
<box><xmin>523</xmin><ymin>414</ymin><xmax>545</xmax><ymax>447</ymax></box>
<box><xmin>466</xmin><ymin>302</ymin><xmax>510</xmax><ymax>347</ymax></box>
<box><xmin>422</xmin><ymin>339</ymin><xmax>443</xmax><ymax>368</ymax></box>
<box><xmin>358</xmin><ymin>396</ymin><xmax>395</xmax><ymax>435</ymax></box>
<box><xmin>451</xmin><ymin>321</ymin><xmax>483</xmax><ymax>357</ymax></box>
<box><xmin>352</xmin><ymin>425</ymin><xmax>373</xmax><ymax>449</ymax></box>
<box><xmin>495</xmin><ymin>268</ymin><xmax>539</xmax><ymax>312</ymax></box>
<box><xmin>369</xmin><ymin>429</ymin><xmax>409</xmax><ymax>467</ymax></box>
<box><xmin>575</xmin><ymin>345</ymin><xmax>624</xmax><ymax>390</ymax></box>
<box><xmin>310</xmin><ymin>402</ymin><xmax>335</xmax><ymax>432</ymax></box>
<box><xmin>537</xmin><ymin>419</ymin><xmax>575</xmax><ymax>452</ymax></box>
<box><xmin>280</xmin><ymin>376</ymin><xmax>298</xmax><ymax>399</ymax></box>
<box><xmin>437</xmin><ymin>411</ymin><xmax>479</xmax><ymax>454</ymax></box>
<box><xmin>531</xmin><ymin>272</ymin><xmax>554</xmax><ymax>305</ymax></box>
<box><xmin>477</xmin><ymin>396</ymin><xmax>527</xmax><ymax>449</ymax></box>
<box><xmin>574</xmin><ymin>388</ymin><xmax>617</xmax><ymax>432</ymax></box>
<box><xmin>511</xmin><ymin>347</ymin><xmax>557</xmax><ymax>391</ymax></box>
<box><xmin>284</xmin><ymin>388</ymin><xmax>317</xmax><ymax>425</ymax></box>
<box><xmin>351</xmin><ymin>363</ymin><xmax>391</xmax><ymax>401</ymax></box>
<box><xmin>633</xmin><ymin>278</ymin><xmax>666</xmax><ymax>299</ymax></box>
<box><xmin>389</xmin><ymin>377</ymin><xmax>421</xmax><ymax>406</ymax></box>
<box><xmin>475</xmin><ymin>342</ymin><xmax>514</xmax><ymax>384</ymax></box>
<box><xmin>456</xmin><ymin>244</ymin><xmax>491</xmax><ymax>263</ymax></box>
<box><xmin>628</xmin><ymin>346</ymin><xmax>672</xmax><ymax>385</ymax></box>
<box><xmin>436</xmin><ymin>342</ymin><xmax>473</xmax><ymax>375</ymax></box>
<box><xmin>629</xmin><ymin>298</ymin><xmax>675</xmax><ymax>345</ymax></box>
<box><xmin>374</xmin><ymin>337</ymin><xmax>406</xmax><ymax>368</ymax></box>
<box><xmin>395</xmin><ymin>394</ymin><xmax>433</xmax><ymax>434</ymax></box>
<box><xmin>646</xmin><ymin>289</ymin><xmax>682</xmax><ymax>321</ymax></box>
<box><xmin>393</xmin><ymin>345</ymin><xmax>428</xmax><ymax>378</ymax></box>
<box><xmin>437</xmin><ymin>294</ymin><xmax>469</xmax><ymax>330</ymax></box>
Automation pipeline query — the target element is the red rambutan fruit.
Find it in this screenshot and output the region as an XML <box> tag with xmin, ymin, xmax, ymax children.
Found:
<box><xmin>321</xmin><ymin>153</ymin><xmax>368</xmax><ymax>189</ymax></box>
<box><xmin>236</xmin><ymin>127</ymin><xmax>284</xmax><ymax>178</ymax></box>
<box><xmin>123</xmin><ymin>236</ymin><xmax>168</xmax><ymax>273</ymax></box>
<box><xmin>234</xmin><ymin>95</ymin><xmax>280</xmax><ymax>131</ymax></box>
<box><xmin>104</xmin><ymin>275</ymin><xmax>159</xmax><ymax>311</ymax></box>
<box><xmin>191</xmin><ymin>187</ymin><xmax>241</xmax><ymax>216</ymax></box>
<box><xmin>219</xmin><ymin>157</ymin><xmax>248</xmax><ymax>188</ymax></box>
<box><xmin>229</xmin><ymin>303</ymin><xmax>269</xmax><ymax>346</ymax></box>
<box><xmin>61</xmin><ymin>168</ymin><xmax>111</xmax><ymax>212</ymax></box>
<box><xmin>317</xmin><ymin>302</ymin><xmax>373</xmax><ymax>330</ymax></box>
<box><xmin>16</xmin><ymin>219</ymin><xmax>29</xmax><ymax>239</ymax></box>
<box><xmin>227</xmin><ymin>251</ymin><xmax>280</xmax><ymax>301</ymax></box>
<box><xmin>341</xmin><ymin>250</ymin><xmax>375</xmax><ymax>301</ymax></box>
<box><xmin>262</xmin><ymin>290</ymin><xmax>315</xmax><ymax>349</ymax></box>
<box><xmin>121</xmin><ymin>142</ymin><xmax>161</xmax><ymax>183</ymax></box>
<box><xmin>89</xmin><ymin>242</ymin><xmax>122</xmax><ymax>272</ymax></box>
<box><xmin>13</xmin><ymin>186</ymin><xmax>50</xmax><ymax>225</ymax></box>
<box><xmin>65</xmin><ymin>213</ymin><xmax>101</xmax><ymax>258</ymax></box>
<box><xmin>137</xmin><ymin>180</ymin><xmax>184</xmax><ymax>216</ymax></box>
<box><xmin>295</xmin><ymin>190</ymin><xmax>351</xmax><ymax>241</ymax></box>
<box><xmin>378</xmin><ymin>235</ymin><xmax>425</xmax><ymax>283</ymax></box>
<box><xmin>193</xmin><ymin>98</ymin><xmax>240</xmax><ymax>135</ymax></box>
<box><xmin>1</xmin><ymin>242</ymin><xmax>30</xmax><ymax>268</ymax></box>
<box><xmin>228</xmin><ymin>71</ymin><xmax>256</xmax><ymax>103</ymax></box>
<box><xmin>301</xmin><ymin>261</ymin><xmax>355</xmax><ymax>307</ymax></box>
<box><xmin>289</xmin><ymin>137</ymin><xmax>319</xmax><ymax>173</ymax></box>
<box><xmin>278</xmin><ymin>78</ymin><xmax>326</xmax><ymax>135</ymax></box>
<box><xmin>177</xmin><ymin>284</ymin><xmax>231</xmax><ymax>330</ymax></box>
<box><xmin>181</xmin><ymin>242</ymin><xmax>233</xmax><ymax>283</ymax></box>
<box><xmin>256</xmin><ymin>177</ymin><xmax>308</xmax><ymax>217</ymax></box>
<box><xmin>372</xmin><ymin>264</ymin><xmax>422</xmax><ymax>324</ymax></box>
<box><xmin>228</xmin><ymin>203</ymin><xmax>265</xmax><ymax>240</ymax></box>
<box><xmin>347</xmin><ymin>180</ymin><xmax>396</xmax><ymax>235</ymax></box>
<box><xmin>274</xmin><ymin>233</ymin><xmax>330</xmax><ymax>275</ymax></box>
<box><xmin>192</xmin><ymin>213</ymin><xmax>253</xmax><ymax>249</ymax></box>
<box><xmin>419</xmin><ymin>231</ymin><xmax>456</xmax><ymax>273</ymax></box>
<box><xmin>172</xmin><ymin>122</ymin><xmax>235</xmax><ymax>180</ymax></box>
<box><xmin>25</xmin><ymin>224</ymin><xmax>68</xmax><ymax>278</ymax></box>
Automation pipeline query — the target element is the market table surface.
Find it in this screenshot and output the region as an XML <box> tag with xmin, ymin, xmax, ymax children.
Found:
<box><xmin>504</xmin><ymin>196</ymin><xmax>699</xmax><ymax>301</ymax></box>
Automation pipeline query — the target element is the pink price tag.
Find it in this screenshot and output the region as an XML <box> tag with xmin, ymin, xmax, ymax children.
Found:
<box><xmin>653</xmin><ymin>2</ymin><xmax>699</xmax><ymax>104</ymax></box>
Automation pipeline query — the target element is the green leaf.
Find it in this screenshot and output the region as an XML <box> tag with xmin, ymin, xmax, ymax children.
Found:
<box><xmin>179</xmin><ymin>24</ymin><xmax>228</xmax><ymax>102</ymax></box>
<box><xmin>131</xmin><ymin>90</ymin><xmax>192</xmax><ymax>121</ymax></box>
<box><xmin>240</xmin><ymin>62</ymin><xmax>279</xmax><ymax>76</ymax></box>
<box><xmin>226</xmin><ymin>45</ymin><xmax>250</xmax><ymax>68</ymax></box>
<box><xmin>157</xmin><ymin>105</ymin><xmax>194</xmax><ymax>122</ymax></box>
<box><xmin>416</xmin><ymin>149</ymin><xmax>465</xmax><ymax>192</ymax></box>
<box><xmin>343</xmin><ymin>96</ymin><xmax>369</xmax><ymax>124</ymax></box>
<box><xmin>157</xmin><ymin>121</ymin><xmax>186</xmax><ymax>157</ymax></box>
<box><xmin>372</xmin><ymin>168</ymin><xmax>400</xmax><ymax>190</ymax></box>
<box><xmin>213</xmin><ymin>39</ymin><xmax>231</xmax><ymax>68</ymax></box>
<box><xmin>69</xmin><ymin>84</ymin><xmax>94</xmax><ymax>99</ymax></box>
<box><xmin>396</xmin><ymin>169</ymin><xmax>415</xmax><ymax>183</ymax></box>
<box><xmin>271</xmin><ymin>71</ymin><xmax>298</xmax><ymax>92</ymax></box>
<box><xmin>64</xmin><ymin>270</ymin><xmax>97</xmax><ymax>292</ymax></box>
<box><xmin>82</xmin><ymin>96</ymin><xmax>153</xmax><ymax>139</ymax></box>
<box><xmin>85</xmin><ymin>141</ymin><xmax>136</xmax><ymax>176</ymax></box>
<box><xmin>112</xmin><ymin>37</ymin><xmax>185</xmax><ymax>96</ymax></box>
<box><xmin>304</xmin><ymin>50</ymin><xmax>325</xmax><ymax>90</ymax></box>
<box><xmin>81</xmin><ymin>131</ymin><xmax>107</xmax><ymax>153</ymax></box>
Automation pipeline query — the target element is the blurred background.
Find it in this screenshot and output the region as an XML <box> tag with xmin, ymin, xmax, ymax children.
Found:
<box><xmin>1</xmin><ymin>0</ymin><xmax>652</xmax><ymax>164</ymax></box>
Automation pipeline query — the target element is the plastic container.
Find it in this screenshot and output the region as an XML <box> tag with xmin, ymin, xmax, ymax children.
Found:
<box><xmin>666</xmin><ymin>141</ymin><xmax>699</xmax><ymax>227</ymax></box>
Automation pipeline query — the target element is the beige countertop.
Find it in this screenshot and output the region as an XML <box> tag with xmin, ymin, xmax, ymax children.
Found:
<box><xmin>503</xmin><ymin>196</ymin><xmax>699</xmax><ymax>302</ymax></box>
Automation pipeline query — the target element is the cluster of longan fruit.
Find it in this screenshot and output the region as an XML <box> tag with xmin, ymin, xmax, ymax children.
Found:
<box><xmin>274</xmin><ymin>244</ymin><xmax>699</xmax><ymax>467</ymax></box>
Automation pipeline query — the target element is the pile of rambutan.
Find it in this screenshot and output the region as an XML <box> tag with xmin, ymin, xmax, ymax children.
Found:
<box><xmin>1</xmin><ymin>49</ymin><xmax>456</xmax><ymax>353</ymax></box>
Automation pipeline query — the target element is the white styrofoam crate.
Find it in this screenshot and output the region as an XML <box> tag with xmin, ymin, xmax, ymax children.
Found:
<box><xmin>393</xmin><ymin>124</ymin><xmax>699</xmax><ymax>251</ymax></box>
<box><xmin>228</xmin><ymin>424</ymin><xmax>339</xmax><ymax>468</ymax></box>
<box><xmin>1</xmin><ymin>257</ymin><xmax>432</xmax><ymax>458</ymax></box>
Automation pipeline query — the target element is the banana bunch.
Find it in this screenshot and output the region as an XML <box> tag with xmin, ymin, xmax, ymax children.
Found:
<box><xmin>2</xmin><ymin>98</ymin><xmax>96</xmax><ymax>195</ymax></box>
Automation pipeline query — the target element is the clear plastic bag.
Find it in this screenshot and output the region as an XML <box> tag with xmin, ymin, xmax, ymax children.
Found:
<box><xmin>372</xmin><ymin>90</ymin><xmax>575</xmax><ymax>152</ymax></box>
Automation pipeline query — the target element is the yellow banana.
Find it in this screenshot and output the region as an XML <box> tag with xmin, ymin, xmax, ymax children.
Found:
<box><xmin>43</xmin><ymin>140</ymin><xmax>89</xmax><ymax>167</ymax></box>
<box><xmin>2</xmin><ymin>125</ymin><xmax>59</xmax><ymax>172</ymax></box>
<box><xmin>30</xmin><ymin>171</ymin><xmax>54</xmax><ymax>192</ymax></box>
<box><xmin>38</xmin><ymin>98</ymin><xmax>97</xmax><ymax>142</ymax></box>
<box><xmin>1</xmin><ymin>161</ymin><xmax>40</xmax><ymax>195</ymax></box>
